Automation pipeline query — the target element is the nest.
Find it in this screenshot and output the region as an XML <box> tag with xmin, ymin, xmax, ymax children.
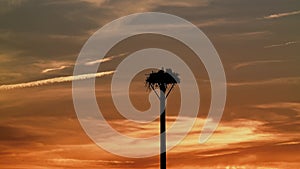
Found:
<box><xmin>145</xmin><ymin>68</ymin><xmax>180</xmax><ymax>90</ymax></box>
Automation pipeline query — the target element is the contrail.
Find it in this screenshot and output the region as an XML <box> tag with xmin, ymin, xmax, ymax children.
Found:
<box><xmin>0</xmin><ymin>71</ymin><xmax>115</xmax><ymax>90</ymax></box>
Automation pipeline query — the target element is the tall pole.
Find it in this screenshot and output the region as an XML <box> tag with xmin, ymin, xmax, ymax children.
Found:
<box><xmin>160</xmin><ymin>84</ymin><xmax>166</xmax><ymax>169</ymax></box>
<box><xmin>146</xmin><ymin>69</ymin><xmax>179</xmax><ymax>169</ymax></box>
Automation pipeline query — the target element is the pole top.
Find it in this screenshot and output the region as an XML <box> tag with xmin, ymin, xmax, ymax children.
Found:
<box><xmin>145</xmin><ymin>68</ymin><xmax>180</xmax><ymax>91</ymax></box>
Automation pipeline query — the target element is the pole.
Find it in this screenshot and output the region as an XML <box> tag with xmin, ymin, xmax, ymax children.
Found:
<box><xmin>160</xmin><ymin>84</ymin><xmax>166</xmax><ymax>169</ymax></box>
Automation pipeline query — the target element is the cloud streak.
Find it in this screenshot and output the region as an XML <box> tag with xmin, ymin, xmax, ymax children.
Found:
<box><xmin>1</xmin><ymin>113</ymin><xmax>299</xmax><ymax>169</ymax></box>
<box><xmin>85</xmin><ymin>53</ymin><xmax>128</xmax><ymax>66</ymax></box>
<box><xmin>41</xmin><ymin>65</ymin><xmax>69</xmax><ymax>73</ymax></box>
<box><xmin>254</xmin><ymin>102</ymin><xmax>300</xmax><ymax>113</ymax></box>
<box><xmin>90</xmin><ymin>116</ymin><xmax>282</xmax><ymax>156</ymax></box>
<box><xmin>0</xmin><ymin>70</ymin><xmax>114</xmax><ymax>90</ymax></box>
<box><xmin>264</xmin><ymin>41</ymin><xmax>298</xmax><ymax>48</ymax></box>
<box><xmin>233</xmin><ymin>60</ymin><xmax>282</xmax><ymax>70</ymax></box>
<box><xmin>228</xmin><ymin>77</ymin><xmax>300</xmax><ymax>87</ymax></box>
<box><xmin>221</xmin><ymin>31</ymin><xmax>271</xmax><ymax>39</ymax></box>
<box><xmin>263</xmin><ymin>10</ymin><xmax>300</xmax><ymax>19</ymax></box>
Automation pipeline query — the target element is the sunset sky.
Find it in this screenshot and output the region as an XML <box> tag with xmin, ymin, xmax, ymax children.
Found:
<box><xmin>0</xmin><ymin>0</ymin><xmax>300</xmax><ymax>169</ymax></box>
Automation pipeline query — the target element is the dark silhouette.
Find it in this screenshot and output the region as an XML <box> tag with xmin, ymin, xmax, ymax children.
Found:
<box><xmin>145</xmin><ymin>68</ymin><xmax>180</xmax><ymax>169</ymax></box>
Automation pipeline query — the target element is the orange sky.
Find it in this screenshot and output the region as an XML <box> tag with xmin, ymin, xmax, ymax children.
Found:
<box><xmin>0</xmin><ymin>0</ymin><xmax>300</xmax><ymax>169</ymax></box>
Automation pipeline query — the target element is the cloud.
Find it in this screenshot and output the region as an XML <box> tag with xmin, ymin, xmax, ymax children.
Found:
<box><xmin>0</xmin><ymin>0</ymin><xmax>103</xmax><ymax>35</ymax></box>
<box><xmin>80</xmin><ymin>0</ymin><xmax>107</xmax><ymax>6</ymax></box>
<box><xmin>0</xmin><ymin>70</ymin><xmax>114</xmax><ymax>90</ymax></box>
<box><xmin>228</xmin><ymin>77</ymin><xmax>300</xmax><ymax>87</ymax></box>
<box><xmin>263</xmin><ymin>10</ymin><xmax>300</xmax><ymax>19</ymax></box>
<box><xmin>264</xmin><ymin>41</ymin><xmax>298</xmax><ymax>48</ymax></box>
<box><xmin>33</xmin><ymin>60</ymin><xmax>73</xmax><ymax>74</ymax></box>
<box><xmin>42</xmin><ymin>65</ymin><xmax>69</xmax><ymax>73</ymax></box>
<box><xmin>232</xmin><ymin>60</ymin><xmax>282</xmax><ymax>70</ymax></box>
<box><xmin>220</xmin><ymin>31</ymin><xmax>271</xmax><ymax>39</ymax></box>
<box><xmin>1</xmin><ymin>115</ymin><xmax>299</xmax><ymax>169</ymax></box>
<box><xmin>196</xmin><ymin>18</ymin><xmax>246</xmax><ymax>28</ymax></box>
<box><xmin>88</xmin><ymin>117</ymin><xmax>283</xmax><ymax>156</ymax></box>
<box><xmin>0</xmin><ymin>0</ymin><xmax>25</xmax><ymax>13</ymax></box>
<box><xmin>85</xmin><ymin>52</ymin><xmax>128</xmax><ymax>66</ymax></box>
<box><xmin>254</xmin><ymin>102</ymin><xmax>300</xmax><ymax>113</ymax></box>
<box><xmin>48</xmin><ymin>158</ymin><xmax>134</xmax><ymax>166</ymax></box>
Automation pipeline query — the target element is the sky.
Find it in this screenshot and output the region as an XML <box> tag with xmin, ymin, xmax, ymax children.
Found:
<box><xmin>0</xmin><ymin>0</ymin><xmax>300</xmax><ymax>168</ymax></box>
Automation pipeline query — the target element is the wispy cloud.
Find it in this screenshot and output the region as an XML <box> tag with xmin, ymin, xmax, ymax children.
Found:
<box><xmin>85</xmin><ymin>53</ymin><xmax>128</xmax><ymax>66</ymax></box>
<box><xmin>0</xmin><ymin>71</ymin><xmax>114</xmax><ymax>90</ymax></box>
<box><xmin>34</xmin><ymin>60</ymin><xmax>73</xmax><ymax>74</ymax></box>
<box><xmin>196</xmin><ymin>19</ymin><xmax>245</xmax><ymax>28</ymax></box>
<box><xmin>228</xmin><ymin>77</ymin><xmax>300</xmax><ymax>87</ymax></box>
<box><xmin>233</xmin><ymin>60</ymin><xmax>282</xmax><ymax>70</ymax></box>
<box><xmin>221</xmin><ymin>31</ymin><xmax>271</xmax><ymax>39</ymax></box>
<box><xmin>263</xmin><ymin>10</ymin><xmax>300</xmax><ymax>19</ymax></box>
<box><xmin>264</xmin><ymin>41</ymin><xmax>298</xmax><ymax>48</ymax></box>
<box><xmin>42</xmin><ymin>65</ymin><xmax>69</xmax><ymax>73</ymax></box>
<box><xmin>254</xmin><ymin>102</ymin><xmax>300</xmax><ymax>113</ymax></box>
<box><xmin>48</xmin><ymin>158</ymin><xmax>134</xmax><ymax>165</ymax></box>
<box><xmin>87</xmin><ymin>116</ymin><xmax>282</xmax><ymax>156</ymax></box>
<box><xmin>1</xmin><ymin>115</ymin><xmax>299</xmax><ymax>169</ymax></box>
